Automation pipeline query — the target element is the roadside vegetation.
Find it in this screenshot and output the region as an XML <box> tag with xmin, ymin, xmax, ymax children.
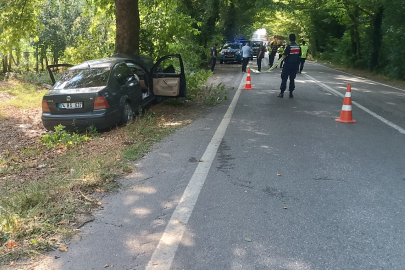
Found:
<box><xmin>1</xmin><ymin>0</ymin><xmax>404</xmax><ymax>266</ymax></box>
<box><xmin>0</xmin><ymin>73</ymin><xmax>228</xmax><ymax>265</ymax></box>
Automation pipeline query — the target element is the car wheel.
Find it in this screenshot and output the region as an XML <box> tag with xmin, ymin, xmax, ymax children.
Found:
<box><xmin>220</xmin><ymin>60</ymin><xmax>223</xmax><ymax>64</ymax></box>
<box><xmin>121</xmin><ymin>102</ymin><xmax>134</xmax><ymax>125</ymax></box>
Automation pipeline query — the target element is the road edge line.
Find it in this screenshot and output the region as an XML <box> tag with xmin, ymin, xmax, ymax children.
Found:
<box><xmin>307</xmin><ymin>62</ymin><xmax>405</xmax><ymax>93</ymax></box>
<box><xmin>303</xmin><ymin>73</ymin><xmax>405</xmax><ymax>135</ymax></box>
<box><xmin>145</xmin><ymin>74</ymin><xmax>246</xmax><ymax>270</ymax></box>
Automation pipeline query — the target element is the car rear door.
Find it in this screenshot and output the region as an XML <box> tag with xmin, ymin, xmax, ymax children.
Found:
<box><xmin>151</xmin><ymin>54</ymin><xmax>186</xmax><ymax>98</ymax></box>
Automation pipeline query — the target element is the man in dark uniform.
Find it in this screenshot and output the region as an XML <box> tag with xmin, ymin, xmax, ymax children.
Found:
<box><xmin>257</xmin><ymin>41</ymin><xmax>266</xmax><ymax>72</ymax></box>
<box><xmin>210</xmin><ymin>43</ymin><xmax>217</xmax><ymax>72</ymax></box>
<box><xmin>269</xmin><ymin>43</ymin><xmax>278</xmax><ymax>67</ymax></box>
<box><xmin>278</xmin><ymin>34</ymin><xmax>301</xmax><ymax>98</ymax></box>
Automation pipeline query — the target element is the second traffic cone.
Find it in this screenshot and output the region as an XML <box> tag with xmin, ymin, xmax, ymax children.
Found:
<box><xmin>336</xmin><ymin>84</ymin><xmax>356</xmax><ymax>123</ymax></box>
<box><xmin>243</xmin><ymin>69</ymin><xmax>254</xmax><ymax>90</ymax></box>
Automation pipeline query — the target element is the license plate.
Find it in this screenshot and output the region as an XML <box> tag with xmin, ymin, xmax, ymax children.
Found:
<box><xmin>226</xmin><ymin>55</ymin><xmax>233</xmax><ymax>58</ymax></box>
<box><xmin>59</xmin><ymin>102</ymin><xmax>83</xmax><ymax>109</ymax></box>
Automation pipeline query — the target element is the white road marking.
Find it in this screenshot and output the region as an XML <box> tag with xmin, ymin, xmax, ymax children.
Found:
<box><xmin>307</xmin><ymin>62</ymin><xmax>405</xmax><ymax>93</ymax></box>
<box><xmin>145</xmin><ymin>75</ymin><xmax>246</xmax><ymax>270</ymax></box>
<box><xmin>304</xmin><ymin>73</ymin><xmax>405</xmax><ymax>135</ymax></box>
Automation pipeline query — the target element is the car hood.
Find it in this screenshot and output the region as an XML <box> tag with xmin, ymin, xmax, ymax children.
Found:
<box><xmin>221</xmin><ymin>49</ymin><xmax>240</xmax><ymax>53</ymax></box>
<box><xmin>45</xmin><ymin>86</ymin><xmax>106</xmax><ymax>96</ymax></box>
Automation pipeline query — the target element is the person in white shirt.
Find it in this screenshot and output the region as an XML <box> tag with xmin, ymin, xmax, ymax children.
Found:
<box><xmin>241</xmin><ymin>42</ymin><xmax>252</xmax><ymax>72</ymax></box>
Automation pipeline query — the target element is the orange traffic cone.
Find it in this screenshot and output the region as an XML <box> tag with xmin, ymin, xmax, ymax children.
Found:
<box><xmin>243</xmin><ymin>69</ymin><xmax>254</xmax><ymax>90</ymax></box>
<box><xmin>336</xmin><ymin>84</ymin><xmax>356</xmax><ymax>123</ymax></box>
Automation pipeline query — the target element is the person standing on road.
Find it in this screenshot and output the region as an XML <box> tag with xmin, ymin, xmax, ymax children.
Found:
<box><xmin>257</xmin><ymin>41</ymin><xmax>266</xmax><ymax>72</ymax></box>
<box><xmin>299</xmin><ymin>41</ymin><xmax>308</xmax><ymax>73</ymax></box>
<box><xmin>277</xmin><ymin>45</ymin><xmax>284</xmax><ymax>68</ymax></box>
<box><xmin>241</xmin><ymin>42</ymin><xmax>251</xmax><ymax>73</ymax></box>
<box><xmin>269</xmin><ymin>43</ymin><xmax>278</xmax><ymax>67</ymax></box>
<box><xmin>278</xmin><ymin>34</ymin><xmax>301</xmax><ymax>98</ymax></box>
<box><xmin>210</xmin><ymin>43</ymin><xmax>217</xmax><ymax>72</ymax></box>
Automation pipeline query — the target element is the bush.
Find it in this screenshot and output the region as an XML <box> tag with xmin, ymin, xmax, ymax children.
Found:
<box><xmin>40</xmin><ymin>124</ymin><xmax>91</xmax><ymax>150</ymax></box>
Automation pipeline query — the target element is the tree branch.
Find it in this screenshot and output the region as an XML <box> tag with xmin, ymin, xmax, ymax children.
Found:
<box><xmin>354</xmin><ymin>4</ymin><xmax>374</xmax><ymax>18</ymax></box>
<box><xmin>19</xmin><ymin>0</ymin><xmax>28</xmax><ymax>19</ymax></box>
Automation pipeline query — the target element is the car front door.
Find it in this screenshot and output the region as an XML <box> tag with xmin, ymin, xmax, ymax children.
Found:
<box><xmin>151</xmin><ymin>54</ymin><xmax>186</xmax><ymax>98</ymax></box>
<box><xmin>112</xmin><ymin>63</ymin><xmax>142</xmax><ymax>111</ymax></box>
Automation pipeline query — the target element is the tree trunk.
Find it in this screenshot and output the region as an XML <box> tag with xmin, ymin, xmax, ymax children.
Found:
<box><xmin>369</xmin><ymin>6</ymin><xmax>384</xmax><ymax>71</ymax></box>
<box><xmin>35</xmin><ymin>45</ymin><xmax>39</xmax><ymax>72</ymax></box>
<box><xmin>2</xmin><ymin>56</ymin><xmax>7</xmax><ymax>73</ymax></box>
<box><xmin>16</xmin><ymin>47</ymin><xmax>20</xmax><ymax>67</ymax></box>
<box><xmin>8</xmin><ymin>47</ymin><xmax>12</xmax><ymax>71</ymax></box>
<box><xmin>115</xmin><ymin>0</ymin><xmax>140</xmax><ymax>54</ymax></box>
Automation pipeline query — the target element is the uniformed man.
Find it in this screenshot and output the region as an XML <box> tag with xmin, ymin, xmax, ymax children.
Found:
<box><xmin>299</xmin><ymin>41</ymin><xmax>308</xmax><ymax>73</ymax></box>
<box><xmin>278</xmin><ymin>34</ymin><xmax>301</xmax><ymax>98</ymax></box>
<box><xmin>277</xmin><ymin>45</ymin><xmax>284</xmax><ymax>68</ymax></box>
<box><xmin>210</xmin><ymin>43</ymin><xmax>217</xmax><ymax>72</ymax></box>
<box><xmin>257</xmin><ymin>41</ymin><xmax>266</xmax><ymax>72</ymax></box>
<box><xmin>269</xmin><ymin>42</ymin><xmax>278</xmax><ymax>67</ymax></box>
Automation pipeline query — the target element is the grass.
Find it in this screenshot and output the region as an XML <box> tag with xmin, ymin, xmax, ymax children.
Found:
<box><xmin>0</xmin><ymin>72</ymin><xmax>222</xmax><ymax>265</ymax></box>
<box><xmin>0</xmin><ymin>71</ymin><xmax>60</xmax><ymax>86</ymax></box>
<box><xmin>0</xmin><ymin>107</ymin><xmax>194</xmax><ymax>265</ymax></box>
<box><xmin>0</xmin><ymin>80</ymin><xmax>47</xmax><ymax>110</ymax></box>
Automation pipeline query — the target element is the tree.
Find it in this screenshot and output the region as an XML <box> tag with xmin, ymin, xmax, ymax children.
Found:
<box><xmin>114</xmin><ymin>0</ymin><xmax>140</xmax><ymax>54</ymax></box>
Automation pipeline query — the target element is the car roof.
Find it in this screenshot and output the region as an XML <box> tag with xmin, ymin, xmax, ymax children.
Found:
<box><xmin>112</xmin><ymin>53</ymin><xmax>154</xmax><ymax>70</ymax></box>
<box><xmin>71</xmin><ymin>58</ymin><xmax>121</xmax><ymax>70</ymax></box>
<box><xmin>70</xmin><ymin>54</ymin><xmax>155</xmax><ymax>71</ymax></box>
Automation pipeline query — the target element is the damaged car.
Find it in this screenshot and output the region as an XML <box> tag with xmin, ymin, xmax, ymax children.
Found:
<box><xmin>42</xmin><ymin>54</ymin><xmax>186</xmax><ymax>130</ymax></box>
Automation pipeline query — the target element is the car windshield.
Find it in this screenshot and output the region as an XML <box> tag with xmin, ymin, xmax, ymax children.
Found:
<box><xmin>252</xmin><ymin>42</ymin><xmax>260</xmax><ymax>47</ymax></box>
<box><xmin>223</xmin><ymin>44</ymin><xmax>240</xmax><ymax>50</ymax></box>
<box><xmin>53</xmin><ymin>68</ymin><xmax>110</xmax><ymax>90</ymax></box>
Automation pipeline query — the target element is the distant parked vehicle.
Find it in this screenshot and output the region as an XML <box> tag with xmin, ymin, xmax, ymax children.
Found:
<box><xmin>219</xmin><ymin>43</ymin><xmax>243</xmax><ymax>64</ymax></box>
<box><xmin>42</xmin><ymin>54</ymin><xmax>186</xmax><ymax>131</ymax></box>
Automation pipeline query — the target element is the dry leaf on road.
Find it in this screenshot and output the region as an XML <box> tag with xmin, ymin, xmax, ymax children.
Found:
<box><xmin>59</xmin><ymin>246</ymin><xmax>68</xmax><ymax>252</ymax></box>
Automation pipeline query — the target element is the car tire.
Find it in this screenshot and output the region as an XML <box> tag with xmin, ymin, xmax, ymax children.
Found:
<box><xmin>121</xmin><ymin>102</ymin><xmax>134</xmax><ymax>125</ymax></box>
<box><xmin>220</xmin><ymin>60</ymin><xmax>223</xmax><ymax>64</ymax></box>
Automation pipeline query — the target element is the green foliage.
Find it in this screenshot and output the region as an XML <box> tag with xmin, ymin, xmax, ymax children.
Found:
<box><xmin>0</xmin><ymin>80</ymin><xmax>47</xmax><ymax>109</ymax></box>
<box><xmin>40</xmin><ymin>124</ymin><xmax>90</xmax><ymax>150</ymax></box>
<box><xmin>198</xmin><ymin>83</ymin><xmax>228</xmax><ymax>105</ymax></box>
<box><xmin>0</xmin><ymin>0</ymin><xmax>42</xmax><ymax>53</ymax></box>
<box><xmin>86</xmin><ymin>125</ymin><xmax>99</xmax><ymax>138</ymax></box>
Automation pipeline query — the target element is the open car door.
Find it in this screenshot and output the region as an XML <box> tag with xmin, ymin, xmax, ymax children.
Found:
<box><xmin>151</xmin><ymin>54</ymin><xmax>186</xmax><ymax>98</ymax></box>
<box><xmin>47</xmin><ymin>64</ymin><xmax>74</xmax><ymax>85</ymax></box>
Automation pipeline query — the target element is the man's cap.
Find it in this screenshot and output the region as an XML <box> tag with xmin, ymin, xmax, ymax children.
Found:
<box><xmin>289</xmin><ymin>34</ymin><xmax>296</xmax><ymax>42</ymax></box>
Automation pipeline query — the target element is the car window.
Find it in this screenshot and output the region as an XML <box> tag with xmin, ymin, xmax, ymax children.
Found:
<box><xmin>126</xmin><ymin>62</ymin><xmax>145</xmax><ymax>80</ymax></box>
<box><xmin>155</xmin><ymin>57</ymin><xmax>181</xmax><ymax>74</ymax></box>
<box><xmin>113</xmin><ymin>63</ymin><xmax>134</xmax><ymax>86</ymax></box>
<box><xmin>223</xmin><ymin>44</ymin><xmax>240</xmax><ymax>50</ymax></box>
<box><xmin>53</xmin><ymin>68</ymin><xmax>110</xmax><ymax>90</ymax></box>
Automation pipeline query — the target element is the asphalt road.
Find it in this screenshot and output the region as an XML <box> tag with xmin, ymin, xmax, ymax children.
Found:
<box><xmin>33</xmin><ymin>56</ymin><xmax>405</xmax><ymax>270</ymax></box>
